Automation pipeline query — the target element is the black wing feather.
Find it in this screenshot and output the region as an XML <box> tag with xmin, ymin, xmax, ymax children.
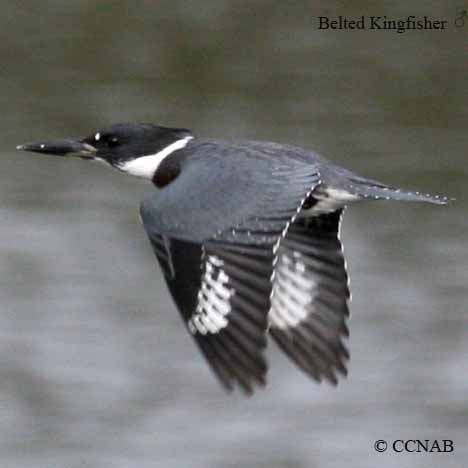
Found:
<box><xmin>269</xmin><ymin>209</ymin><xmax>350</xmax><ymax>385</ymax></box>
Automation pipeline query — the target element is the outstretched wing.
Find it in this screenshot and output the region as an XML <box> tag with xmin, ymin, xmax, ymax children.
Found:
<box><xmin>148</xmin><ymin>236</ymin><xmax>273</xmax><ymax>393</ymax></box>
<box><xmin>269</xmin><ymin>209</ymin><xmax>350</xmax><ymax>385</ymax></box>
<box><xmin>140</xmin><ymin>143</ymin><xmax>321</xmax><ymax>393</ymax></box>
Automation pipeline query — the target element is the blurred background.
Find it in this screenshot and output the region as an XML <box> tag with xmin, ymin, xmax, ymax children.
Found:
<box><xmin>0</xmin><ymin>1</ymin><xmax>466</xmax><ymax>467</ymax></box>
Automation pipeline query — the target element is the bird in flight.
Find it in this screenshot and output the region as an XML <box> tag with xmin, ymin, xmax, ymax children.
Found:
<box><xmin>17</xmin><ymin>123</ymin><xmax>448</xmax><ymax>394</ymax></box>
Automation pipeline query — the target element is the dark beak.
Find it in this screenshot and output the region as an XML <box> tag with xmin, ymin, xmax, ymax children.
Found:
<box><xmin>16</xmin><ymin>139</ymin><xmax>97</xmax><ymax>158</ymax></box>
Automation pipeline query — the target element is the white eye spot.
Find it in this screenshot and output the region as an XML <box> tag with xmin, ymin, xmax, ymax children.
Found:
<box><xmin>40</xmin><ymin>144</ymin><xmax>45</xmax><ymax>149</ymax></box>
<box><xmin>94</xmin><ymin>132</ymin><xmax>100</xmax><ymax>141</ymax></box>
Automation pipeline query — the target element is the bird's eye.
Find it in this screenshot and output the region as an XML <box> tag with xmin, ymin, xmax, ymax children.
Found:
<box><xmin>107</xmin><ymin>137</ymin><xmax>120</xmax><ymax>147</ymax></box>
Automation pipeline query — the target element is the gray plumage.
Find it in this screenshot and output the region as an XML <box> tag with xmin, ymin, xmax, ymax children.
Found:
<box><xmin>141</xmin><ymin>139</ymin><xmax>446</xmax><ymax>245</ymax></box>
<box><xmin>18</xmin><ymin>124</ymin><xmax>449</xmax><ymax>394</ymax></box>
<box><xmin>139</xmin><ymin>138</ymin><xmax>447</xmax><ymax>393</ymax></box>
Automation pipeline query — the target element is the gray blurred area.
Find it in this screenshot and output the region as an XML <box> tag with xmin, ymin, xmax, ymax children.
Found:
<box><xmin>0</xmin><ymin>1</ymin><xmax>467</xmax><ymax>467</ymax></box>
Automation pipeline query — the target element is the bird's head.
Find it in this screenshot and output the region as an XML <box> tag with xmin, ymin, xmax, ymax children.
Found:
<box><xmin>17</xmin><ymin>123</ymin><xmax>193</xmax><ymax>179</ymax></box>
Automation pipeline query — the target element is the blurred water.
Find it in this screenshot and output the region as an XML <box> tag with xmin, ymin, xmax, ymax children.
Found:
<box><xmin>0</xmin><ymin>1</ymin><xmax>467</xmax><ymax>467</ymax></box>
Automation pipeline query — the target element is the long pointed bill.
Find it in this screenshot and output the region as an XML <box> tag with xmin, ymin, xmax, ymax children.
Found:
<box><xmin>16</xmin><ymin>139</ymin><xmax>96</xmax><ymax>158</ymax></box>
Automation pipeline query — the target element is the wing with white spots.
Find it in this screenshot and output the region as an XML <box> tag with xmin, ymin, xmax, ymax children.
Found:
<box><xmin>269</xmin><ymin>209</ymin><xmax>350</xmax><ymax>385</ymax></box>
<box><xmin>140</xmin><ymin>145</ymin><xmax>322</xmax><ymax>393</ymax></box>
<box><xmin>189</xmin><ymin>243</ymin><xmax>274</xmax><ymax>393</ymax></box>
<box><xmin>147</xmin><ymin>236</ymin><xmax>273</xmax><ymax>394</ymax></box>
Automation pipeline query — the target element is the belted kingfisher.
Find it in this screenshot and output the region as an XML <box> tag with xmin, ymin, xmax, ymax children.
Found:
<box><xmin>17</xmin><ymin>123</ymin><xmax>448</xmax><ymax>394</ymax></box>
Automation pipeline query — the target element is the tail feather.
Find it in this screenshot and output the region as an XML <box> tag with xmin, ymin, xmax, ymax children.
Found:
<box><xmin>346</xmin><ymin>177</ymin><xmax>450</xmax><ymax>205</ymax></box>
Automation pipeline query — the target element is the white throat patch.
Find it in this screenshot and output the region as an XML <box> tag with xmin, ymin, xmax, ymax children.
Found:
<box><xmin>118</xmin><ymin>136</ymin><xmax>193</xmax><ymax>179</ymax></box>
